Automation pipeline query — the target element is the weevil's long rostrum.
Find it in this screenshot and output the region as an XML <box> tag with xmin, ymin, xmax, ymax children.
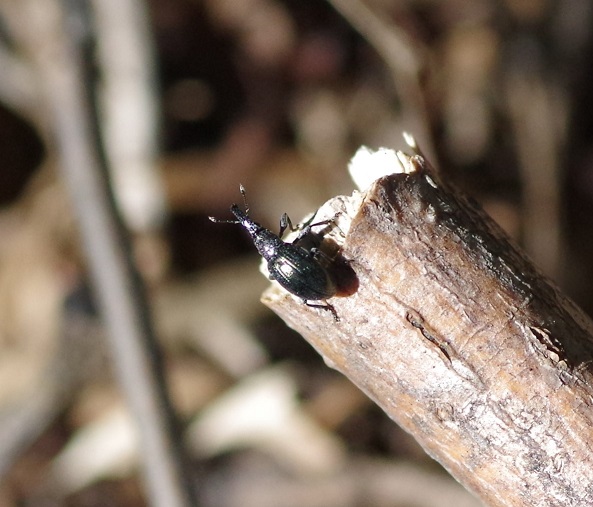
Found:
<box><xmin>209</xmin><ymin>185</ymin><xmax>339</xmax><ymax>320</ymax></box>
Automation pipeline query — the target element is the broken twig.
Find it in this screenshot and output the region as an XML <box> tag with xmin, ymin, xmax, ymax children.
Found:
<box><xmin>264</xmin><ymin>149</ymin><xmax>593</xmax><ymax>507</ymax></box>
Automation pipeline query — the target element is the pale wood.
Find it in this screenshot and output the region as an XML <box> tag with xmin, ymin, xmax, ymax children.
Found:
<box><xmin>262</xmin><ymin>154</ymin><xmax>593</xmax><ymax>507</ymax></box>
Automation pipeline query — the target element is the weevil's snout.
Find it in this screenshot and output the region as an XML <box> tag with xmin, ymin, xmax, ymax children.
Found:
<box><xmin>230</xmin><ymin>204</ymin><xmax>245</xmax><ymax>220</ymax></box>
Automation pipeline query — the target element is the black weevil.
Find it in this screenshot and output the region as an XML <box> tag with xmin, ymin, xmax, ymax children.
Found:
<box><xmin>209</xmin><ymin>185</ymin><xmax>339</xmax><ymax>320</ymax></box>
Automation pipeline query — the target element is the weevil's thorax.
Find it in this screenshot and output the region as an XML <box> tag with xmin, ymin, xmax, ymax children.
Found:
<box><xmin>252</xmin><ymin>228</ymin><xmax>284</xmax><ymax>260</ymax></box>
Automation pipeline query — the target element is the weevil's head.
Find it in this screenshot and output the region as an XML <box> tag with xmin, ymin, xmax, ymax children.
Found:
<box><xmin>230</xmin><ymin>204</ymin><xmax>246</xmax><ymax>221</ymax></box>
<box><xmin>230</xmin><ymin>204</ymin><xmax>259</xmax><ymax>236</ymax></box>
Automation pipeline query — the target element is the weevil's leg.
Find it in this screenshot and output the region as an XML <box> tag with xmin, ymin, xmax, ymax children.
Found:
<box><xmin>280</xmin><ymin>209</ymin><xmax>342</xmax><ymax>244</ymax></box>
<box><xmin>309</xmin><ymin>247</ymin><xmax>333</xmax><ymax>263</ymax></box>
<box><xmin>292</xmin><ymin>212</ymin><xmax>342</xmax><ymax>245</ymax></box>
<box><xmin>279</xmin><ymin>209</ymin><xmax>320</xmax><ymax>240</ymax></box>
<box><xmin>279</xmin><ymin>212</ymin><xmax>294</xmax><ymax>237</ymax></box>
<box><xmin>279</xmin><ymin>211</ymin><xmax>317</xmax><ymax>238</ymax></box>
<box><xmin>303</xmin><ymin>299</ymin><xmax>339</xmax><ymax>321</ymax></box>
<box><xmin>298</xmin><ymin>210</ymin><xmax>319</xmax><ymax>230</ymax></box>
<box><xmin>291</xmin><ymin>213</ymin><xmax>322</xmax><ymax>244</ymax></box>
<box><xmin>322</xmin><ymin>212</ymin><xmax>345</xmax><ymax>237</ymax></box>
<box><xmin>309</xmin><ymin>212</ymin><xmax>343</xmax><ymax>233</ymax></box>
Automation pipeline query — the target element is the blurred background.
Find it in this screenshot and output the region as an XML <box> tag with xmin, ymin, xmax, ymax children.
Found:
<box><xmin>0</xmin><ymin>0</ymin><xmax>591</xmax><ymax>505</ymax></box>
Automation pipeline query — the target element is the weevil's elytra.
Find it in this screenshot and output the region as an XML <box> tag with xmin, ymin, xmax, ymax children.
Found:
<box><xmin>269</xmin><ymin>245</ymin><xmax>336</xmax><ymax>301</ymax></box>
<box><xmin>209</xmin><ymin>185</ymin><xmax>339</xmax><ymax>320</ymax></box>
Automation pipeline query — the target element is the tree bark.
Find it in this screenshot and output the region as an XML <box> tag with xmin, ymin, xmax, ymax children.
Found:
<box><xmin>262</xmin><ymin>154</ymin><xmax>593</xmax><ymax>507</ymax></box>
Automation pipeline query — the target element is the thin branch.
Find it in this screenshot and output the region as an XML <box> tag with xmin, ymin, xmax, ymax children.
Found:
<box><xmin>264</xmin><ymin>151</ymin><xmax>593</xmax><ymax>507</ymax></box>
<box><xmin>18</xmin><ymin>1</ymin><xmax>196</xmax><ymax>505</ymax></box>
<box><xmin>92</xmin><ymin>0</ymin><xmax>166</xmax><ymax>232</ymax></box>
<box><xmin>504</xmin><ymin>72</ymin><xmax>566</xmax><ymax>279</ymax></box>
<box><xmin>0</xmin><ymin>44</ymin><xmax>39</xmax><ymax>123</ymax></box>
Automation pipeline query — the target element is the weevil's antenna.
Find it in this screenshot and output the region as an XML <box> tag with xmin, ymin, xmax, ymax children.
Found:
<box><xmin>239</xmin><ymin>184</ymin><xmax>250</xmax><ymax>214</ymax></box>
<box><xmin>209</xmin><ymin>185</ymin><xmax>251</xmax><ymax>224</ymax></box>
<box><xmin>208</xmin><ymin>214</ymin><xmax>239</xmax><ymax>224</ymax></box>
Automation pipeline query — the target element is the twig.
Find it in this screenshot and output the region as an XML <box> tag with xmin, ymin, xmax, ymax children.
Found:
<box><xmin>263</xmin><ymin>151</ymin><xmax>593</xmax><ymax>507</ymax></box>
<box><xmin>18</xmin><ymin>1</ymin><xmax>196</xmax><ymax>505</ymax></box>
<box><xmin>504</xmin><ymin>72</ymin><xmax>566</xmax><ymax>279</ymax></box>
<box><xmin>0</xmin><ymin>43</ymin><xmax>39</xmax><ymax>124</ymax></box>
<box><xmin>92</xmin><ymin>0</ymin><xmax>166</xmax><ymax>232</ymax></box>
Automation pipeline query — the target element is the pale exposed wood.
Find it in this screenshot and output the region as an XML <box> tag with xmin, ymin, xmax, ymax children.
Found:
<box><xmin>263</xmin><ymin>154</ymin><xmax>593</xmax><ymax>507</ymax></box>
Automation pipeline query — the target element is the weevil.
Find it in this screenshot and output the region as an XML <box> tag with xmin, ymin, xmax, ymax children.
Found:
<box><xmin>209</xmin><ymin>185</ymin><xmax>339</xmax><ymax>320</ymax></box>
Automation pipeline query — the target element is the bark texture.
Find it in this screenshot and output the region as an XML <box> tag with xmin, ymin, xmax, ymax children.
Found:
<box><xmin>262</xmin><ymin>155</ymin><xmax>593</xmax><ymax>507</ymax></box>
